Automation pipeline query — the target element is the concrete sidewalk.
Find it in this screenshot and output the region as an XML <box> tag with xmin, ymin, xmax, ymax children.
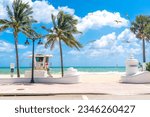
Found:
<box><xmin>0</xmin><ymin>81</ymin><xmax>150</xmax><ymax>96</ymax></box>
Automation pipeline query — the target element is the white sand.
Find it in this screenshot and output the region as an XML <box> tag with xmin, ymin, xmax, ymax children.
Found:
<box><xmin>79</xmin><ymin>72</ymin><xmax>124</xmax><ymax>83</ymax></box>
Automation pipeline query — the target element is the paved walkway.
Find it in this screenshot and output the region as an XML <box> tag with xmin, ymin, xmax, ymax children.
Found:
<box><xmin>0</xmin><ymin>81</ymin><xmax>150</xmax><ymax>96</ymax></box>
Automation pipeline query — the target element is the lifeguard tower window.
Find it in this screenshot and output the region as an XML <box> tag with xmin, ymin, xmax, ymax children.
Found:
<box><xmin>36</xmin><ymin>57</ymin><xmax>44</xmax><ymax>62</ymax></box>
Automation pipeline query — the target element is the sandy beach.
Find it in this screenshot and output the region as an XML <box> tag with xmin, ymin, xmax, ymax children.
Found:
<box><xmin>79</xmin><ymin>72</ymin><xmax>123</xmax><ymax>83</ymax></box>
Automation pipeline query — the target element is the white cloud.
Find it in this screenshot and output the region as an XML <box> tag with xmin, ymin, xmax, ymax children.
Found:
<box><xmin>77</xmin><ymin>10</ymin><xmax>129</xmax><ymax>32</ymax></box>
<box><xmin>117</xmin><ymin>28</ymin><xmax>141</xmax><ymax>49</ymax></box>
<box><xmin>0</xmin><ymin>4</ymin><xmax>7</xmax><ymax>19</ymax></box>
<box><xmin>0</xmin><ymin>40</ymin><xmax>14</xmax><ymax>52</ymax></box>
<box><xmin>0</xmin><ymin>0</ymin><xmax>129</xmax><ymax>31</ymax></box>
<box><xmin>18</xmin><ymin>44</ymin><xmax>27</xmax><ymax>49</ymax></box>
<box><xmin>118</xmin><ymin>28</ymin><xmax>136</xmax><ymax>42</ymax></box>
<box><xmin>58</xmin><ymin>6</ymin><xmax>75</xmax><ymax>15</ymax></box>
<box><xmin>0</xmin><ymin>0</ymin><xmax>77</xmax><ymax>23</ymax></box>
<box><xmin>32</xmin><ymin>2</ymin><xmax>77</xmax><ymax>23</ymax></box>
<box><xmin>69</xmin><ymin>29</ymin><xmax>141</xmax><ymax>57</ymax></box>
<box><xmin>5</xmin><ymin>30</ymin><xmax>12</xmax><ymax>34</ymax></box>
<box><xmin>32</xmin><ymin>1</ymin><xmax>57</xmax><ymax>23</ymax></box>
<box><xmin>0</xmin><ymin>40</ymin><xmax>27</xmax><ymax>52</ymax></box>
<box><xmin>90</xmin><ymin>32</ymin><xmax>116</xmax><ymax>48</ymax></box>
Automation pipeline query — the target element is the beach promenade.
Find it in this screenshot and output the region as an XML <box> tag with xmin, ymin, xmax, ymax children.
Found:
<box><xmin>0</xmin><ymin>72</ymin><xmax>150</xmax><ymax>99</ymax></box>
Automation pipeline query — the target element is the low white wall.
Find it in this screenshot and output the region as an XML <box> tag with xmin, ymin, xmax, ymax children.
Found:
<box><xmin>24</xmin><ymin>70</ymin><xmax>49</xmax><ymax>78</ymax></box>
<box><xmin>0</xmin><ymin>75</ymin><xmax>80</xmax><ymax>84</ymax></box>
<box><xmin>121</xmin><ymin>71</ymin><xmax>150</xmax><ymax>83</ymax></box>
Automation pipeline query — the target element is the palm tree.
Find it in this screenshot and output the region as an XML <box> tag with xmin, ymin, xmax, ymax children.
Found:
<box><xmin>130</xmin><ymin>15</ymin><xmax>150</xmax><ymax>64</ymax></box>
<box><xmin>42</xmin><ymin>11</ymin><xmax>82</xmax><ymax>77</ymax></box>
<box><xmin>144</xmin><ymin>23</ymin><xmax>150</xmax><ymax>41</ymax></box>
<box><xmin>0</xmin><ymin>0</ymin><xmax>36</xmax><ymax>77</ymax></box>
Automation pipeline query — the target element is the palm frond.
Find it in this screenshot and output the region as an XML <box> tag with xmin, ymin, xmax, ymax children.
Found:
<box><xmin>51</xmin><ymin>14</ymin><xmax>57</xmax><ymax>29</ymax></box>
<box><xmin>6</xmin><ymin>6</ymin><xmax>14</xmax><ymax>21</ymax></box>
<box><xmin>0</xmin><ymin>19</ymin><xmax>12</xmax><ymax>25</ymax></box>
<box><xmin>45</xmin><ymin>34</ymin><xmax>58</xmax><ymax>49</ymax></box>
<box><xmin>57</xmin><ymin>11</ymin><xmax>65</xmax><ymax>28</ymax></box>
<box><xmin>60</xmin><ymin>33</ymin><xmax>82</xmax><ymax>50</ymax></box>
<box><xmin>0</xmin><ymin>25</ymin><xmax>10</xmax><ymax>31</ymax></box>
<box><xmin>44</xmin><ymin>11</ymin><xmax>82</xmax><ymax>51</ymax></box>
<box><xmin>41</xmin><ymin>26</ymin><xmax>53</xmax><ymax>33</ymax></box>
<box><xmin>130</xmin><ymin>15</ymin><xmax>150</xmax><ymax>39</ymax></box>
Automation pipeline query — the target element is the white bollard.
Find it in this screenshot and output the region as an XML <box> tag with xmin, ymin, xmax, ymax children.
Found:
<box><xmin>10</xmin><ymin>63</ymin><xmax>15</xmax><ymax>78</ymax></box>
<box><xmin>142</xmin><ymin>63</ymin><xmax>146</xmax><ymax>71</ymax></box>
<box><xmin>126</xmin><ymin>55</ymin><xmax>138</xmax><ymax>76</ymax></box>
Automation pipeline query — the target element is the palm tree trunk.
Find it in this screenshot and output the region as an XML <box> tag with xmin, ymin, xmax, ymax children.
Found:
<box><xmin>59</xmin><ymin>39</ymin><xmax>64</xmax><ymax>77</ymax></box>
<box><xmin>14</xmin><ymin>32</ymin><xmax>20</xmax><ymax>77</ymax></box>
<box><xmin>142</xmin><ymin>39</ymin><xmax>146</xmax><ymax>63</ymax></box>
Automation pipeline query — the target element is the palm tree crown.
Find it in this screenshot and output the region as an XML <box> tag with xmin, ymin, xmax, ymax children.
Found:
<box><xmin>144</xmin><ymin>23</ymin><xmax>150</xmax><ymax>41</ymax></box>
<box><xmin>0</xmin><ymin>0</ymin><xmax>36</xmax><ymax>77</ymax></box>
<box><xmin>130</xmin><ymin>15</ymin><xmax>150</xmax><ymax>63</ymax></box>
<box><xmin>0</xmin><ymin>0</ymin><xmax>36</xmax><ymax>32</ymax></box>
<box><xmin>130</xmin><ymin>15</ymin><xmax>150</xmax><ymax>40</ymax></box>
<box><xmin>42</xmin><ymin>11</ymin><xmax>82</xmax><ymax>77</ymax></box>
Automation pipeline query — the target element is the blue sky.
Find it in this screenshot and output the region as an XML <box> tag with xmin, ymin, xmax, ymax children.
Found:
<box><xmin>0</xmin><ymin>0</ymin><xmax>150</xmax><ymax>67</ymax></box>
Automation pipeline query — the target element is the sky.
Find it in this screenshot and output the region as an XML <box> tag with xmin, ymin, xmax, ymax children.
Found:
<box><xmin>0</xmin><ymin>0</ymin><xmax>150</xmax><ymax>67</ymax></box>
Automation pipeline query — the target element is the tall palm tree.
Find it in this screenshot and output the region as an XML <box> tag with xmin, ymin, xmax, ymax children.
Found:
<box><xmin>0</xmin><ymin>0</ymin><xmax>36</xmax><ymax>77</ymax></box>
<box><xmin>130</xmin><ymin>15</ymin><xmax>150</xmax><ymax>64</ymax></box>
<box><xmin>42</xmin><ymin>11</ymin><xmax>82</xmax><ymax>77</ymax></box>
<box><xmin>144</xmin><ymin>23</ymin><xmax>150</xmax><ymax>41</ymax></box>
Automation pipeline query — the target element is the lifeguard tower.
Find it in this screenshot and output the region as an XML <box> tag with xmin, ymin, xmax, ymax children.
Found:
<box><xmin>25</xmin><ymin>54</ymin><xmax>53</xmax><ymax>78</ymax></box>
<box><xmin>33</xmin><ymin>54</ymin><xmax>52</xmax><ymax>70</ymax></box>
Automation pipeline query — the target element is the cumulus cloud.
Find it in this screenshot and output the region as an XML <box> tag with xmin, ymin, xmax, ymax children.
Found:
<box><xmin>0</xmin><ymin>40</ymin><xmax>14</xmax><ymax>52</ymax></box>
<box><xmin>0</xmin><ymin>0</ymin><xmax>56</xmax><ymax>22</ymax></box>
<box><xmin>68</xmin><ymin>29</ymin><xmax>141</xmax><ymax>57</ymax></box>
<box><xmin>90</xmin><ymin>32</ymin><xmax>116</xmax><ymax>49</ymax></box>
<box><xmin>0</xmin><ymin>0</ymin><xmax>76</xmax><ymax>23</ymax></box>
<box><xmin>118</xmin><ymin>28</ymin><xmax>136</xmax><ymax>42</ymax></box>
<box><xmin>58</xmin><ymin>6</ymin><xmax>75</xmax><ymax>15</ymax></box>
<box><xmin>32</xmin><ymin>0</ymin><xmax>57</xmax><ymax>23</ymax></box>
<box><xmin>117</xmin><ymin>29</ymin><xmax>141</xmax><ymax>48</ymax></box>
<box><xmin>32</xmin><ymin>1</ymin><xmax>77</xmax><ymax>23</ymax></box>
<box><xmin>77</xmin><ymin>10</ymin><xmax>129</xmax><ymax>32</ymax></box>
<box><xmin>0</xmin><ymin>4</ymin><xmax>7</xmax><ymax>19</ymax></box>
<box><xmin>0</xmin><ymin>40</ymin><xmax>27</xmax><ymax>52</ymax></box>
<box><xmin>0</xmin><ymin>0</ymin><xmax>129</xmax><ymax>32</ymax></box>
<box><xmin>0</xmin><ymin>0</ymin><xmax>67</xmax><ymax>25</ymax></box>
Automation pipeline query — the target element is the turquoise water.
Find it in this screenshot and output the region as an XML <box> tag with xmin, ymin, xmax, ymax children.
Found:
<box><xmin>0</xmin><ymin>67</ymin><xmax>125</xmax><ymax>74</ymax></box>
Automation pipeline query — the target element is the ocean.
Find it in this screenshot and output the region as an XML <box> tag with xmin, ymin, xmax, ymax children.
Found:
<box><xmin>0</xmin><ymin>66</ymin><xmax>125</xmax><ymax>74</ymax></box>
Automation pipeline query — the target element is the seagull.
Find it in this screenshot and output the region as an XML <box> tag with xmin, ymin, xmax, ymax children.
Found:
<box><xmin>122</xmin><ymin>40</ymin><xmax>131</xmax><ymax>43</ymax></box>
<box><xmin>114</xmin><ymin>20</ymin><xmax>122</xmax><ymax>24</ymax></box>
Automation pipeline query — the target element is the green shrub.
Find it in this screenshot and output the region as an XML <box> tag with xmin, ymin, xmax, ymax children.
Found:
<box><xmin>146</xmin><ymin>62</ymin><xmax>150</xmax><ymax>71</ymax></box>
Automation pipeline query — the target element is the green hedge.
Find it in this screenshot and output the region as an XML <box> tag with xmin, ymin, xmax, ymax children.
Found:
<box><xmin>146</xmin><ymin>62</ymin><xmax>150</xmax><ymax>71</ymax></box>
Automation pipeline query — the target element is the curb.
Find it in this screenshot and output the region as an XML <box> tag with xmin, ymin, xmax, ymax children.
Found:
<box><xmin>0</xmin><ymin>93</ymin><xmax>110</xmax><ymax>96</ymax></box>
